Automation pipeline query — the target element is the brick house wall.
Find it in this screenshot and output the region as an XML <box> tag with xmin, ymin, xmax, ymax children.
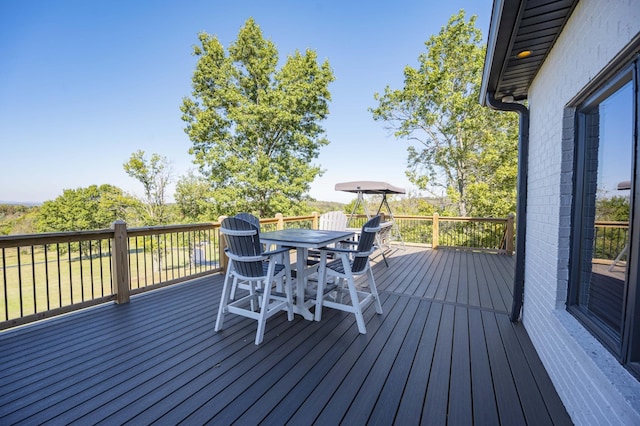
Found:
<box><xmin>523</xmin><ymin>0</ymin><xmax>640</xmax><ymax>424</ymax></box>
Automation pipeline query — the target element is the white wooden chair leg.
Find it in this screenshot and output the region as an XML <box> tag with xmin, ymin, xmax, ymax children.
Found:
<box><xmin>367</xmin><ymin>267</ymin><xmax>383</xmax><ymax>314</ymax></box>
<box><xmin>230</xmin><ymin>276</ymin><xmax>238</xmax><ymax>299</ymax></box>
<box><xmin>336</xmin><ymin>278</ymin><xmax>346</xmax><ymax>304</ymax></box>
<box><xmin>346</xmin><ymin>275</ymin><xmax>367</xmax><ymax>334</ymax></box>
<box><xmin>287</xmin><ymin>269</ymin><xmax>295</xmax><ymax>321</ymax></box>
<box><xmin>315</xmin><ymin>252</ymin><xmax>328</xmax><ymax>321</ymax></box>
<box><xmin>255</xmin><ymin>278</ymin><xmax>273</xmax><ymax>345</ymax></box>
<box><xmin>249</xmin><ymin>280</ymin><xmax>258</xmax><ymax>312</ymax></box>
<box><xmin>215</xmin><ymin>266</ymin><xmax>234</xmax><ymax>332</ymax></box>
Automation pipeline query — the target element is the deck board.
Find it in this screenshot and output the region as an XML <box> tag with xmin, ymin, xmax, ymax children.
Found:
<box><xmin>0</xmin><ymin>246</ymin><xmax>572</xmax><ymax>425</ymax></box>
<box><xmin>469</xmin><ymin>307</ymin><xmax>501</xmax><ymax>424</ymax></box>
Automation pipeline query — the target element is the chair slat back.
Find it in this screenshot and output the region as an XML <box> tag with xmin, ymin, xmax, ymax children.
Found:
<box><xmin>235</xmin><ymin>212</ymin><xmax>261</xmax><ymax>230</ymax></box>
<box><xmin>353</xmin><ymin>215</ymin><xmax>382</xmax><ymax>273</ymax></box>
<box><xmin>319</xmin><ymin>211</ymin><xmax>348</xmax><ymax>231</ymax></box>
<box><xmin>221</xmin><ymin>217</ymin><xmax>264</xmax><ymax>278</ymax></box>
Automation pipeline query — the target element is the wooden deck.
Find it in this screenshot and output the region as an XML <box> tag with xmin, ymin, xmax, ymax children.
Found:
<box><xmin>0</xmin><ymin>246</ymin><xmax>572</xmax><ymax>425</ymax></box>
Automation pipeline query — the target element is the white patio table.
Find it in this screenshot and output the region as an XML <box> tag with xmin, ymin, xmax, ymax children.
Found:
<box><xmin>260</xmin><ymin>228</ymin><xmax>354</xmax><ymax>320</ymax></box>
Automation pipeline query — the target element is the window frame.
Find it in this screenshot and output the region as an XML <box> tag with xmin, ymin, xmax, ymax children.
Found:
<box><xmin>567</xmin><ymin>56</ymin><xmax>640</xmax><ymax>378</ymax></box>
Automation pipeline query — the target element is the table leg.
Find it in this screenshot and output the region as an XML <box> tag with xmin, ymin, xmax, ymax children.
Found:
<box><xmin>293</xmin><ymin>247</ymin><xmax>314</xmax><ymax>320</ymax></box>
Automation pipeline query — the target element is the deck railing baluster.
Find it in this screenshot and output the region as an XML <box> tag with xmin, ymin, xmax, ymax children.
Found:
<box><xmin>56</xmin><ymin>243</ymin><xmax>62</xmax><ymax>308</ymax></box>
<box><xmin>0</xmin><ymin>214</ymin><xmax>617</xmax><ymax>330</ymax></box>
<box><xmin>2</xmin><ymin>248</ymin><xmax>7</xmax><ymax>321</ymax></box>
<box><xmin>30</xmin><ymin>245</ymin><xmax>36</xmax><ymax>313</ymax></box>
<box><xmin>44</xmin><ymin>244</ymin><xmax>50</xmax><ymax>310</ymax></box>
<box><xmin>17</xmin><ymin>248</ymin><xmax>23</xmax><ymax>317</ymax></box>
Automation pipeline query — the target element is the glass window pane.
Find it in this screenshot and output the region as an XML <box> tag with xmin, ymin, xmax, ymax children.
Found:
<box><xmin>577</xmin><ymin>80</ymin><xmax>633</xmax><ymax>337</ymax></box>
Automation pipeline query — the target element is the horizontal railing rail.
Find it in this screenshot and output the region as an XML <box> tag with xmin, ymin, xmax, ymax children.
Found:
<box><xmin>592</xmin><ymin>221</ymin><xmax>629</xmax><ymax>263</ymax></box>
<box><xmin>5</xmin><ymin>211</ymin><xmax>589</xmax><ymax>330</ymax></box>
<box><xmin>347</xmin><ymin>213</ymin><xmax>515</xmax><ymax>254</ymax></box>
<box><xmin>0</xmin><ymin>214</ymin><xmax>316</xmax><ymax>330</ymax></box>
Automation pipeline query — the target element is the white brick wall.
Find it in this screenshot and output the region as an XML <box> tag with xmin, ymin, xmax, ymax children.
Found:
<box><xmin>523</xmin><ymin>0</ymin><xmax>640</xmax><ymax>424</ymax></box>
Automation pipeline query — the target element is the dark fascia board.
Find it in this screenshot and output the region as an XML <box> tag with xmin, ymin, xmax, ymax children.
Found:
<box><xmin>480</xmin><ymin>0</ymin><xmax>580</xmax><ymax>106</ymax></box>
<box><xmin>480</xmin><ymin>0</ymin><xmax>525</xmax><ymax>106</ymax></box>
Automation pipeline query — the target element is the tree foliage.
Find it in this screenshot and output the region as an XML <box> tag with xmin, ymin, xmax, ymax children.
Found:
<box><xmin>370</xmin><ymin>11</ymin><xmax>518</xmax><ymax>217</ymax></box>
<box><xmin>596</xmin><ymin>196</ymin><xmax>630</xmax><ymax>222</ymax></box>
<box><xmin>180</xmin><ymin>18</ymin><xmax>334</xmax><ymax>217</ymax></box>
<box><xmin>36</xmin><ymin>185</ymin><xmax>137</xmax><ymax>233</ymax></box>
<box><xmin>174</xmin><ymin>171</ymin><xmax>214</xmax><ymax>222</ymax></box>
<box><xmin>0</xmin><ymin>204</ymin><xmax>38</xmax><ymax>235</ymax></box>
<box><xmin>123</xmin><ymin>150</ymin><xmax>173</xmax><ymax>225</ymax></box>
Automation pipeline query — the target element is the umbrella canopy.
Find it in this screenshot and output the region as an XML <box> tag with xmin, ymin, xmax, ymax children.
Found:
<box><xmin>335</xmin><ymin>181</ymin><xmax>405</xmax><ymax>195</ymax></box>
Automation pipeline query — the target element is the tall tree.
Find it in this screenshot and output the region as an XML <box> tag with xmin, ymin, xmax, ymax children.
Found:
<box><xmin>180</xmin><ymin>18</ymin><xmax>334</xmax><ymax>217</ymax></box>
<box><xmin>36</xmin><ymin>185</ymin><xmax>136</xmax><ymax>232</ymax></box>
<box><xmin>370</xmin><ymin>11</ymin><xmax>518</xmax><ymax>217</ymax></box>
<box><xmin>123</xmin><ymin>150</ymin><xmax>173</xmax><ymax>225</ymax></box>
<box><xmin>174</xmin><ymin>171</ymin><xmax>214</xmax><ymax>222</ymax></box>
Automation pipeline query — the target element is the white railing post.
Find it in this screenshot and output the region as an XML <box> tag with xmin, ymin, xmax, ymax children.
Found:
<box><xmin>111</xmin><ymin>220</ymin><xmax>130</xmax><ymax>304</ymax></box>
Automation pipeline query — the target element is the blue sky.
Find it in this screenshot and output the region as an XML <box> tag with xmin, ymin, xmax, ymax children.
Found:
<box><xmin>0</xmin><ymin>0</ymin><xmax>492</xmax><ymax>205</ymax></box>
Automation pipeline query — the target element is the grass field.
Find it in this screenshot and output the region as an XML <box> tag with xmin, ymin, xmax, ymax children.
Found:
<box><xmin>1</xmin><ymin>243</ymin><xmax>220</xmax><ymax>322</ymax></box>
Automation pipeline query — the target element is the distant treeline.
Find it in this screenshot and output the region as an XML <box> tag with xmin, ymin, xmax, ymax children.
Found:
<box><xmin>0</xmin><ymin>201</ymin><xmax>346</xmax><ymax>236</ymax></box>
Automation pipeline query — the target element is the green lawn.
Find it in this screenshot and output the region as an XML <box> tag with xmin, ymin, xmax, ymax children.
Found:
<box><xmin>1</xmin><ymin>244</ymin><xmax>219</xmax><ymax>321</ymax></box>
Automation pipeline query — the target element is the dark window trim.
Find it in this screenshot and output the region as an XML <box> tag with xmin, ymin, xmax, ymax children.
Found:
<box><xmin>567</xmin><ymin>53</ymin><xmax>640</xmax><ymax>377</ymax></box>
<box><xmin>624</xmin><ymin>60</ymin><xmax>640</xmax><ymax>378</ymax></box>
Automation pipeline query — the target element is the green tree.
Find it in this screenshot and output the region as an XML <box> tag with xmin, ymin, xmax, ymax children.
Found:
<box><xmin>596</xmin><ymin>196</ymin><xmax>630</xmax><ymax>222</ymax></box>
<box><xmin>36</xmin><ymin>185</ymin><xmax>136</xmax><ymax>232</ymax></box>
<box><xmin>174</xmin><ymin>171</ymin><xmax>214</xmax><ymax>222</ymax></box>
<box><xmin>0</xmin><ymin>204</ymin><xmax>37</xmax><ymax>235</ymax></box>
<box><xmin>370</xmin><ymin>11</ymin><xmax>518</xmax><ymax>217</ymax></box>
<box><xmin>392</xmin><ymin>193</ymin><xmax>437</xmax><ymax>216</ymax></box>
<box><xmin>180</xmin><ymin>18</ymin><xmax>334</xmax><ymax>217</ymax></box>
<box><xmin>123</xmin><ymin>150</ymin><xmax>173</xmax><ymax>225</ymax></box>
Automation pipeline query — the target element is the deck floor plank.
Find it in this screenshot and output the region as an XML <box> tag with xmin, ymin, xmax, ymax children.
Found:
<box><xmin>339</xmin><ymin>297</ymin><xmax>422</xmax><ymax>425</ymax></box>
<box><xmin>481</xmin><ymin>309</ymin><xmax>527</xmax><ymax>424</ymax></box>
<box><xmin>444</xmin><ymin>250</ymin><xmax>462</xmax><ymax>304</ymax></box>
<box><xmin>294</xmin><ymin>293</ymin><xmax>408</xmax><ymax>424</ymax></box>
<box><xmin>469</xmin><ymin>307</ymin><xmax>500</xmax><ymax>425</ymax></box>
<box><xmin>420</xmin><ymin>249</ymin><xmax>452</xmax><ymax>300</ymax></box>
<box><xmin>260</xmin><ymin>293</ymin><xmax>398</xmax><ymax>425</ymax></box>
<box><xmin>0</xmin><ymin>246</ymin><xmax>571</xmax><ymax>425</ymax></box>
<box><xmin>395</xmin><ymin>302</ymin><xmax>442</xmax><ymax>424</ymax></box>
<box><xmin>495</xmin><ymin>312</ymin><xmax>555</xmax><ymax>425</ymax></box>
<box><xmin>422</xmin><ymin>303</ymin><xmax>455</xmax><ymax>424</ymax></box>
<box><xmin>368</xmin><ymin>298</ymin><xmax>433</xmax><ymax>424</ymax></box>
<box><xmin>396</xmin><ymin>249</ymin><xmax>438</xmax><ymax>297</ymax></box>
<box><xmin>448</xmin><ymin>305</ymin><xmax>473</xmax><ymax>425</ymax></box>
<box><xmin>456</xmin><ymin>249</ymin><xmax>470</xmax><ymax>306</ymax></box>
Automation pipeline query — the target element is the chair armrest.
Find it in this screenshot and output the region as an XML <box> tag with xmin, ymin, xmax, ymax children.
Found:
<box><xmin>319</xmin><ymin>246</ymin><xmax>357</xmax><ymax>255</ymax></box>
<box><xmin>319</xmin><ymin>246</ymin><xmax>375</xmax><ymax>261</ymax></box>
<box><xmin>225</xmin><ymin>251</ymin><xmax>268</xmax><ymax>262</ymax></box>
<box><xmin>263</xmin><ymin>247</ymin><xmax>292</xmax><ymax>257</ymax></box>
<box><xmin>364</xmin><ymin>225</ymin><xmax>382</xmax><ymax>233</ymax></box>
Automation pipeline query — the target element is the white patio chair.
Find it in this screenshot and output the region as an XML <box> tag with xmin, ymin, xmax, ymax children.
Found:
<box><xmin>314</xmin><ymin>215</ymin><xmax>384</xmax><ymax>334</ymax></box>
<box><xmin>215</xmin><ymin>217</ymin><xmax>294</xmax><ymax>345</ymax></box>
<box><xmin>319</xmin><ymin>210</ymin><xmax>348</xmax><ymax>231</ymax></box>
<box><xmin>308</xmin><ymin>211</ymin><xmax>350</xmax><ymax>264</ymax></box>
<box><xmin>230</xmin><ymin>212</ymin><xmax>262</xmax><ymax>299</ymax></box>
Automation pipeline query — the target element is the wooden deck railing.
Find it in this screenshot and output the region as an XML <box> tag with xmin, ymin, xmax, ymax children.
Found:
<box><xmin>347</xmin><ymin>213</ymin><xmax>515</xmax><ymax>254</ymax></box>
<box><xmin>0</xmin><ymin>211</ymin><xmax>566</xmax><ymax>330</ymax></box>
<box><xmin>0</xmin><ymin>214</ymin><xmax>318</xmax><ymax>330</ymax></box>
<box><xmin>592</xmin><ymin>221</ymin><xmax>628</xmax><ymax>263</ymax></box>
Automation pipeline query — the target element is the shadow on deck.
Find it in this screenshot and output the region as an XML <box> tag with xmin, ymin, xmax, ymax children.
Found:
<box><xmin>0</xmin><ymin>246</ymin><xmax>572</xmax><ymax>425</ymax></box>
